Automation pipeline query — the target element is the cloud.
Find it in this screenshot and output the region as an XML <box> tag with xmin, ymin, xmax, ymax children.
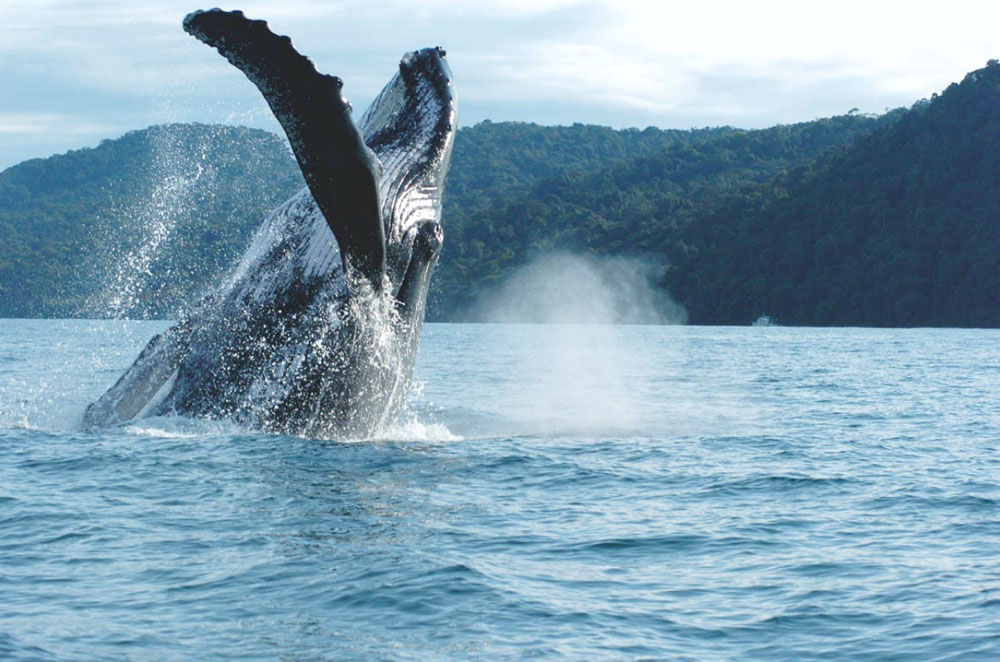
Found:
<box><xmin>2</xmin><ymin>0</ymin><xmax>1000</xmax><ymax>169</ymax></box>
<box><xmin>0</xmin><ymin>113</ymin><xmax>115</xmax><ymax>136</ymax></box>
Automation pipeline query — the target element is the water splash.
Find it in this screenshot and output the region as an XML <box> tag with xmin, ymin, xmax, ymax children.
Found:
<box><xmin>120</xmin><ymin>415</ymin><xmax>246</xmax><ymax>439</ymax></box>
<box><xmin>93</xmin><ymin>127</ymin><xmax>217</xmax><ymax>320</ymax></box>
<box><xmin>377</xmin><ymin>419</ymin><xmax>463</xmax><ymax>443</ymax></box>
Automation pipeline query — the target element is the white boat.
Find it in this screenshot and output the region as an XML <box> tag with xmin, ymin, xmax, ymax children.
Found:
<box><xmin>752</xmin><ymin>314</ymin><xmax>776</xmax><ymax>327</ymax></box>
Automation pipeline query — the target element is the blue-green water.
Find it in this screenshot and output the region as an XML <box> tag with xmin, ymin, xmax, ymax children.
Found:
<box><xmin>1</xmin><ymin>320</ymin><xmax>998</xmax><ymax>660</ymax></box>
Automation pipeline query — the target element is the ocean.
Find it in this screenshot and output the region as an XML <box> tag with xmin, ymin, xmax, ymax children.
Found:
<box><xmin>1</xmin><ymin>319</ymin><xmax>998</xmax><ymax>660</ymax></box>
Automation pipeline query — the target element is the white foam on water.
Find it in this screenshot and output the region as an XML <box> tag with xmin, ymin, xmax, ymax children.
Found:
<box><xmin>120</xmin><ymin>415</ymin><xmax>245</xmax><ymax>439</ymax></box>
<box><xmin>119</xmin><ymin>410</ymin><xmax>463</xmax><ymax>444</ymax></box>
<box><xmin>2</xmin><ymin>415</ymin><xmax>44</xmax><ymax>432</ymax></box>
<box><xmin>376</xmin><ymin>418</ymin><xmax>463</xmax><ymax>443</ymax></box>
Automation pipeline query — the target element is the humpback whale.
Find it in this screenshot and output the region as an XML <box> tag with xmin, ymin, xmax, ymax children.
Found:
<box><xmin>83</xmin><ymin>9</ymin><xmax>456</xmax><ymax>438</ymax></box>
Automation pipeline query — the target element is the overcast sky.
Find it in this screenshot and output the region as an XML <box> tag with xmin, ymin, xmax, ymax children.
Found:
<box><xmin>3</xmin><ymin>0</ymin><xmax>999</xmax><ymax>170</ymax></box>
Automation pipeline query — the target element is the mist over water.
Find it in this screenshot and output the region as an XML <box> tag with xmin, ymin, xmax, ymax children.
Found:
<box><xmin>473</xmin><ymin>252</ymin><xmax>687</xmax><ymax>325</ymax></box>
<box><xmin>464</xmin><ymin>253</ymin><xmax>687</xmax><ymax>435</ymax></box>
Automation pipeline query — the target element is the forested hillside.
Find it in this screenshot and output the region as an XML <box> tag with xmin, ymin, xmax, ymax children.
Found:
<box><xmin>0</xmin><ymin>120</ymin><xmax>742</xmax><ymax>318</ymax></box>
<box><xmin>1</xmin><ymin>59</ymin><xmax>998</xmax><ymax>326</ymax></box>
<box><xmin>432</xmin><ymin>112</ymin><xmax>897</xmax><ymax>317</ymax></box>
<box><xmin>666</xmin><ymin>61</ymin><xmax>1000</xmax><ymax>326</ymax></box>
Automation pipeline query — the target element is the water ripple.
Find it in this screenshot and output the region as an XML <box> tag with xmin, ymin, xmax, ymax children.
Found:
<box><xmin>1</xmin><ymin>322</ymin><xmax>999</xmax><ymax>660</ymax></box>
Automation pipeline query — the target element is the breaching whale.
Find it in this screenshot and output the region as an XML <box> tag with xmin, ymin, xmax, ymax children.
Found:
<box><xmin>83</xmin><ymin>9</ymin><xmax>456</xmax><ymax>438</ymax></box>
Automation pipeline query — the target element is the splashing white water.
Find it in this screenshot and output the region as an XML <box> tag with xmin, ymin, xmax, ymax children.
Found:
<box><xmin>95</xmin><ymin>128</ymin><xmax>217</xmax><ymax>319</ymax></box>
<box><xmin>120</xmin><ymin>415</ymin><xmax>246</xmax><ymax>439</ymax></box>
<box><xmin>375</xmin><ymin>419</ymin><xmax>463</xmax><ymax>443</ymax></box>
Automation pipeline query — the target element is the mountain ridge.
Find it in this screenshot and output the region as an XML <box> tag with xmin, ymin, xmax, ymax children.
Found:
<box><xmin>2</xmin><ymin>61</ymin><xmax>997</xmax><ymax>326</ymax></box>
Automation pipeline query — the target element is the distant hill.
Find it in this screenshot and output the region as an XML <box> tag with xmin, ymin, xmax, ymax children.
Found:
<box><xmin>1</xmin><ymin>60</ymin><xmax>997</xmax><ymax>327</ymax></box>
<box><xmin>0</xmin><ymin>120</ymin><xmax>740</xmax><ymax>319</ymax></box>
<box><xmin>666</xmin><ymin>61</ymin><xmax>1000</xmax><ymax>326</ymax></box>
<box><xmin>446</xmin><ymin>120</ymin><xmax>736</xmax><ymax>204</ymax></box>
<box><xmin>432</xmin><ymin>113</ymin><xmax>897</xmax><ymax>317</ymax></box>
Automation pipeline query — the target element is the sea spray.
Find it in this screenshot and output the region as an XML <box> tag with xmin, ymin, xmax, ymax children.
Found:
<box><xmin>82</xmin><ymin>124</ymin><xmax>302</xmax><ymax>322</ymax></box>
<box><xmin>470</xmin><ymin>253</ymin><xmax>687</xmax><ymax>435</ymax></box>
<box><xmin>79</xmin><ymin>127</ymin><xmax>306</xmax><ymax>430</ymax></box>
<box><xmin>92</xmin><ymin>126</ymin><xmax>217</xmax><ymax>320</ymax></box>
<box><xmin>472</xmin><ymin>252</ymin><xmax>687</xmax><ymax>325</ymax></box>
<box><xmin>76</xmin><ymin>129</ymin><xmax>220</xmax><ymax>422</ymax></box>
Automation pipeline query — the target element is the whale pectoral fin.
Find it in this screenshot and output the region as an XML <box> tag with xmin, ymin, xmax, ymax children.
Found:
<box><xmin>394</xmin><ymin>222</ymin><xmax>443</xmax><ymax>324</ymax></box>
<box><xmin>183</xmin><ymin>9</ymin><xmax>386</xmax><ymax>287</ymax></box>
<box><xmin>82</xmin><ymin>323</ymin><xmax>190</xmax><ymax>428</ymax></box>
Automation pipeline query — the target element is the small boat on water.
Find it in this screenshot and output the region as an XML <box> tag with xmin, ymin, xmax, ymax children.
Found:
<box><xmin>752</xmin><ymin>314</ymin><xmax>776</xmax><ymax>327</ymax></box>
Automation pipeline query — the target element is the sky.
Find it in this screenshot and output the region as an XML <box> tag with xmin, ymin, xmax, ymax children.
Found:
<box><xmin>3</xmin><ymin>0</ymin><xmax>1000</xmax><ymax>170</ymax></box>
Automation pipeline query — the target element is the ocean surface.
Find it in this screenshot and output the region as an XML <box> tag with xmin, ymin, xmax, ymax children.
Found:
<box><xmin>1</xmin><ymin>319</ymin><xmax>998</xmax><ymax>661</ymax></box>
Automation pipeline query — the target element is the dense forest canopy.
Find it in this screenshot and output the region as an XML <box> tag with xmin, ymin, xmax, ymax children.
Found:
<box><xmin>1</xmin><ymin>60</ymin><xmax>997</xmax><ymax>326</ymax></box>
<box><xmin>433</xmin><ymin>112</ymin><xmax>901</xmax><ymax>318</ymax></box>
<box><xmin>666</xmin><ymin>62</ymin><xmax>1000</xmax><ymax>327</ymax></box>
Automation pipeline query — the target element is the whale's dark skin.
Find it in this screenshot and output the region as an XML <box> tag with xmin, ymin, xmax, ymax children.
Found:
<box><xmin>83</xmin><ymin>9</ymin><xmax>456</xmax><ymax>438</ymax></box>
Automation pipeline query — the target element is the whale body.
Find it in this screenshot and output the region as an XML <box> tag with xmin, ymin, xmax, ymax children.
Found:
<box><xmin>84</xmin><ymin>9</ymin><xmax>456</xmax><ymax>438</ymax></box>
